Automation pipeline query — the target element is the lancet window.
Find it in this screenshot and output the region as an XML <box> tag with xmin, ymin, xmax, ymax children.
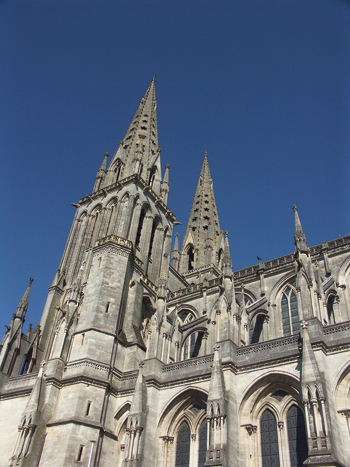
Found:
<box><xmin>148</xmin><ymin>166</ymin><xmax>157</xmax><ymax>189</ymax></box>
<box><xmin>281</xmin><ymin>285</ymin><xmax>300</xmax><ymax>336</ymax></box>
<box><xmin>135</xmin><ymin>208</ymin><xmax>147</xmax><ymax>249</ymax></box>
<box><xmin>198</xmin><ymin>420</ymin><xmax>207</xmax><ymax>467</ymax></box>
<box><xmin>175</xmin><ymin>421</ymin><xmax>191</xmax><ymax>466</ymax></box>
<box><xmin>326</xmin><ymin>295</ymin><xmax>336</xmax><ymax>325</ymax></box>
<box><xmin>182</xmin><ymin>331</ymin><xmax>204</xmax><ymax>360</ymax></box>
<box><xmin>187</xmin><ymin>245</ymin><xmax>195</xmax><ymax>271</ymax></box>
<box><xmin>287</xmin><ymin>405</ymin><xmax>308</xmax><ymax>467</ymax></box>
<box><xmin>249</xmin><ymin>314</ymin><xmax>265</xmax><ymax>344</ymax></box>
<box><xmin>148</xmin><ymin>217</ymin><xmax>159</xmax><ymax>259</ymax></box>
<box><xmin>114</xmin><ymin>159</ymin><xmax>122</xmax><ymax>182</ymax></box>
<box><xmin>260</xmin><ymin>409</ymin><xmax>280</xmax><ymax>467</ymax></box>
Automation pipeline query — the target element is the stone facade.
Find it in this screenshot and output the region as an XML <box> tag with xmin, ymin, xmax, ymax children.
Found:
<box><xmin>0</xmin><ymin>79</ymin><xmax>349</xmax><ymax>467</ymax></box>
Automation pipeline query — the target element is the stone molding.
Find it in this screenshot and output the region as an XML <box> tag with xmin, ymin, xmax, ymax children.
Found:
<box><xmin>162</xmin><ymin>354</ymin><xmax>213</xmax><ymax>372</ymax></box>
<box><xmin>168</xmin><ymin>277</ymin><xmax>222</xmax><ymax>300</ymax></box>
<box><xmin>236</xmin><ymin>335</ymin><xmax>299</xmax><ymax>356</ymax></box>
<box><xmin>323</xmin><ymin>321</ymin><xmax>350</xmax><ymax>335</ymax></box>
<box><xmin>66</xmin><ymin>358</ymin><xmax>110</xmax><ymax>373</ymax></box>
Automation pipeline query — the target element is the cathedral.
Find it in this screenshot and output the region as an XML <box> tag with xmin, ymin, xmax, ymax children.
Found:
<box><xmin>0</xmin><ymin>79</ymin><xmax>350</xmax><ymax>467</ymax></box>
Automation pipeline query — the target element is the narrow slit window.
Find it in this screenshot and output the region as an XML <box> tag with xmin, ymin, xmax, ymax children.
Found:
<box><xmin>86</xmin><ymin>401</ymin><xmax>91</xmax><ymax>416</ymax></box>
<box><xmin>105</xmin><ymin>302</ymin><xmax>110</xmax><ymax>313</ymax></box>
<box><xmin>77</xmin><ymin>445</ymin><xmax>84</xmax><ymax>461</ymax></box>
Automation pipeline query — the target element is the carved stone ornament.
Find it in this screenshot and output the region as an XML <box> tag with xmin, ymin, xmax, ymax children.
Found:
<box><xmin>243</xmin><ymin>424</ymin><xmax>257</xmax><ymax>436</ymax></box>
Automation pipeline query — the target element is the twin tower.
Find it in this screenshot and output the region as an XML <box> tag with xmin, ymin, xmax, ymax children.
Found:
<box><xmin>0</xmin><ymin>79</ymin><xmax>349</xmax><ymax>467</ymax></box>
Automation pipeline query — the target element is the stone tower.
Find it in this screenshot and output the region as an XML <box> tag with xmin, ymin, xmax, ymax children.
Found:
<box><xmin>0</xmin><ymin>80</ymin><xmax>349</xmax><ymax>467</ymax></box>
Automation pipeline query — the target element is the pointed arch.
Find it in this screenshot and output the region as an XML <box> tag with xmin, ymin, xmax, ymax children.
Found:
<box><xmin>281</xmin><ymin>284</ymin><xmax>300</xmax><ymax>336</ymax></box>
<box><xmin>175</xmin><ymin>420</ymin><xmax>191</xmax><ymax>467</ymax></box>
<box><xmin>260</xmin><ymin>408</ymin><xmax>280</xmax><ymax>467</ymax></box>
<box><xmin>269</xmin><ymin>270</ymin><xmax>296</xmax><ymax>305</ymax></box>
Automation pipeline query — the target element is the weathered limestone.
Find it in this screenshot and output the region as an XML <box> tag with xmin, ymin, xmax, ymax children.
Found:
<box><xmin>0</xmin><ymin>80</ymin><xmax>349</xmax><ymax>467</ymax></box>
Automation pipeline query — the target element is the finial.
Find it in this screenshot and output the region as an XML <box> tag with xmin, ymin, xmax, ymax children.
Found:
<box><xmin>292</xmin><ymin>204</ymin><xmax>298</xmax><ymax>213</ymax></box>
<box><xmin>138</xmin><ymin>361</ymin><xmax>145</xmax><ymax>368</ymax></box>
<box><xmin>213</xmin><ymin>344</ymin><xmax>220</xmax><ymax>352</ymax></box>
<box><xmin>224</xmin><ymin>230</ymin><xmax>229</xmax><ymax>238</ymax></box>
<box><xmin>165</xmin><ymin>164</ymin><xmax>170</xmax><ymax>169</ymax></box>
<box><xmin>104</xmin><ymin>152</ymin><xmax>109</xmax><ymax>158</ymax></box>
<box><xmin>300</xmin><ymin>319</ymin><xmax>308</xmax><ymax>329</ymax></box>
<box><xmin>204</xmin><ymin>147</ymin><xmax>208</xmax><ymax>156</ymax></box>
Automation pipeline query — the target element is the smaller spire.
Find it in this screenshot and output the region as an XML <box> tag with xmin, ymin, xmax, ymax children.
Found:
<box><xmin>293</xmin><ymin>205</ymin><xmax>308</xmax><ymax>253</ymax></box>
<box><xmin>16</xmin><ymin>278</ymin><xmax>34</xmax><ymax>318</ymax></box>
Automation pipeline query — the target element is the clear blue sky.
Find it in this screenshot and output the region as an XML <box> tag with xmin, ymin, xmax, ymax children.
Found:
<box><xmin>1</xmin><ymin>0</ymin><xmax>350</xmax><ymax>331</ymax></box>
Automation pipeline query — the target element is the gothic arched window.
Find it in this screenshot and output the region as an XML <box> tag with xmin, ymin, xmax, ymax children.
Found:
<box><xmin>260</xmin><ymin>409</ymin><xmax>280</xmax><ymax>467</ymax></box>
<box><xmin>287</xmin><ymin>404</ymin><xmax>308</xmax><ymax>467</ymax></box>
<box><xmin>198</xmin><ymin>420</ymin><xmax>207</xmax><ymax>467</ymax></box>
<box><xmin>281</xmin><ymin>285</ymin><xmax>300</xmax><ymax>336</ymax></box>
<box><xmin>175</xmin><ymin>421</ymin><xmax>191</xmax><ymax>467</ymax></box>
<box><xmin>182</xmin><ymin>332</ymin><xmax>204</xmax><ymax>360</ymax></box>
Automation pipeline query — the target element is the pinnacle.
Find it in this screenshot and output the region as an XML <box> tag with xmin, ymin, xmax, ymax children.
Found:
<box><xmin>16</xmin><ymin>278</ymin><xmax>33</xmax><ymax>317</ymax></box>
<box><xmin>293</xmin><ymin>204</ymin><xmax>303</xmax><ymax>233</ymax></box>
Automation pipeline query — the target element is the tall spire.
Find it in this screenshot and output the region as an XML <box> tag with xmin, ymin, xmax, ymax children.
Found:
<box><xmin>180</xmin><ymin>153</ymin><xmax>221</xmax><ymax>272</ymax></box>
<box><xmin>16</xmin><ymin>278</ymin><xmax>34</xmax><ymax>318</ymax></box>
<box><xmin>293</xmin><ymin>205</ymin><xmax>307</xmax><ymax>253</ymax></box>
<box><xmin>115</xmin><ymin>78</ymin><xmax>161</xmax><ymax>186</ymax></box>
